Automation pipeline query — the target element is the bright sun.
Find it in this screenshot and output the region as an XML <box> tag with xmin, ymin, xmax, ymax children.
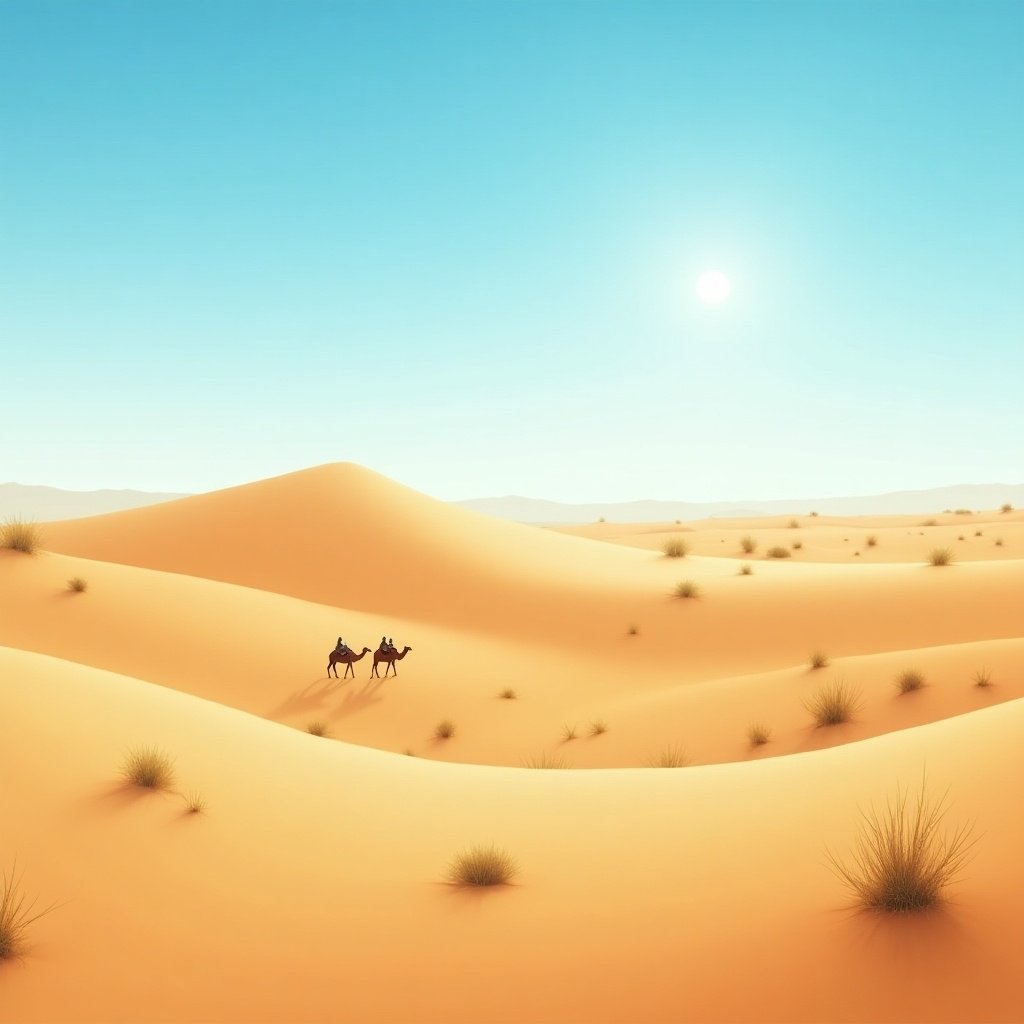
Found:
<box><xmin>696</xmin><ymin>270</ymin><xmax>731</xmax><ymax>304</ymax></box>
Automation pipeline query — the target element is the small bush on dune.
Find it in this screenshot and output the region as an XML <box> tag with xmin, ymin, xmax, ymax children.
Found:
<box><xmin>184</xmin><ymin>790</ymin><xmax>206</xmax><ymax>814</ymax></box>
<box><xmin>647</xmin><ymin>744</ymin><xmax>690</xmax><ymax>768</ymax></box>
<box><xmin>827</xmin><ymin>780</ymin><xmax>977</xmax><ymax>913</ymax></box>
<box><xmin>448</xmin><ymin>845</ymin><xmax>517</xmax><ymax>887</ymax></box>
<box><xmin>627</xmin><ymin>624</ymin><xmax>640</xmax><ymax>636</ymax></box>
<box><xmin>499</xmin><ymin>688</ymin><xmax>517</xmax><ymax>700</ymax></box>
<box><xmin>788</xmin><ymin>519</ymin><xmax>799</xmax><ymax>529</ymax></box>
<box><xmin>434</xmin><ymin>719</ymin><xmax>456</xmax><ymax>740</ymax></box>
<box><xmin>306</xmin><ymin>721</ymin><xmax>328</xmax><ymax>737</ymax></box>
<box><xmin>0</xmin><ymin>518</ymin><xmax>42</xmax><ymax>555</ymax></box>
<box><xmin>674</xmin><ymin>580</ymin><xmax>701</xmax><ymax>599</ymax></box>
<box><xmin>590</xmin><ymin>719</ymin><xmax>608</xmax><ymax>736</ymax></box>
<box><xmin>810</xmin><ymin>650</ymin><xmax>829</xmax><ymax>669</ymax></box>
<box><xmin>67</xmin><ymin>577</ymin><xmax>88</xmax><ymax>593</ymax></box>
<box><xmin>954</xmin><ymin>508</ymin><xmax>972</xmax><ymax>515</ymax></box>
<box><xmin>895</xmin><ymin>670</ymin><xmax>925</xmax><ymax>694</ymax></box>
<box><xmin>928</xmin><ymin>547</ymin><xmax>954</xmax><ymax>566</ymax></box>
<box><xmin>120</xmin><ymin>746</ymin><xmax>176</xmax><ymax>790</ymax></box>
<box><xmin>766</xmin><ymin>546</ymin><xmax>791</xmax><ymax>559</ymax></box>
<box><xmin>741</xmin><ymin>535</ymin><xmax>757</xmax><ymax>554</ymax></box>
<box><xmin>972</xmin><ymin>668</ymin><xmax>993</xmax><ymax>688</ymax></box>
<box><xmin>739</xmin><ymin>563</ymin><xmax>753</xmax><ymax>575</ymax></box>
<box><xmin>804</xmin><ymin>677</ymin><xmax>863</xmax><ymax>727</ymax></box>
<box><xmin>0</xmin><ymin>865</ymin><xmax>56</xmax><ymax>960</ymax></box>
<box><xmin>662</xmin><ymin>537</ymin><xmax>689</xmax><ymax>558</ymax></box>
<box><xmin>810</xmin><ymin>510</ymin><xmax>819</xmax><ymax>517</ymax></box>
<box><xmin>994</xmin><ymin>537</ymin><xmax>1004</xmax><ymax>547</ymax></box>
<box><xmin>866</xmin><ymin>535</ymin><xmax>878</xmax><ymax>547</ymax></box>
<box><xmin>975</xmin><ymin>530</ymin><xmax>983</xmax><ymax>537</ymax></box>
<box><xmin>562</xmin><ymin>723</ymin><xmax>577</xmax><ymax>742</ymax></box>
<box><xmin>792</xmin><ymin>540</ymin><xmax>803</xmax><ymax>550</ymax></box>
<box><xmin>1000</xmin><ymin>503</ymin><xmax>1013</xmax><ymax>513</ymax></box>
<box><xmin>522</xmin><ymin>751</ymin><xmax>568</xmax><ymax>769</ymax></box>
<box><xmin>747</xmin><ymin>722</ymin><xmax>771</xmax><ymax>746</ymax></box>
<box><xmin>921</xmin><ymin>519</ymin><xmax>938</xmax><ymax>527</ymax></box>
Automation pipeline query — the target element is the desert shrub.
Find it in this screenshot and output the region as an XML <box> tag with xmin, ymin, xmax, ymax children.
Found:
<box><xmin>792</xmin><ymin>540</ymin><xmax>803</xmax><ymax>550</ymax></box>
<box><xmin>674</xmin><ymin>580</ymin><xmax>700</xmax><ymax>599</ymax></box>
<box><xmin>810</xmin><ymin>511</ymin><xmax>819</xmax><ymax>517</ymax></box>
<box><xmin>67</xmin><ymin>577</ymin><xmax>88</xmax><ymax>592</ymax></box>
<box><xmin>788</xmin><ymin>519</ymin><xmax>799</xmax><ymax>529</ymax></box>
<box><xmin>1000</xmin><ymin>503</ymin><xmax>1013</xmax><ymax>513</ymax></box>
<box><xmin>810</xmin><ymin>650</ymin><xmax>829</xmax><ymax>669</ymax></box>
<box><xmin>975</xmin><ymin>530</ymin><xmax>983</xmax><ymax>537</ymax></box>
<box><xmin>662</xmin><ymin>537</ymin><xmax>689</xmax><ymax>558</ymax></box>
<box><xmin>499</xmin><ymin>688</ymin><xmax>517</xmax><ymax>700</ymax></box>
<box><xmin>521</xmin><ymin>751</ymin><xmax>568</xmax><ymax>769</ymax></box>
<box><xmin>895</xmin><ymin>670</ymin><xmax>925</xmax><ymax>694</ymax></box>
<box><xmin>0</xmin><ymin>865</ymin><xmax>56</xmax><ymax>960</ymax></box>
<box><xmin>120</xmin><ymin>746</ymin><xmax>176</xmax><ymax>790</ymax></box>
<box><xmin>184</xmin><ymin>790</ymin><xmax>206</xmax><ymax>814</ymax></box>
<box><xmin>740</xmin><ymin>535</ymin><xmax>757</xmax><ymax>554</ymax></box>
<box><xmin>562</xmin><ymin>723</ymin><xmax>577</xmax><ymax>741</ymax></box>
<box><xmin>747</xmin><ymin>722</ymin><xmax>771</xmax><ymax>746</ymax></box>
<box><xmin>827</xmin><ymin>780</ymin><xmax>977</xmax><ymax>913</ymax></box>
<box><xmin>448</xmin><ymin>845</ymin><xmax>517</xmax><ymax>887</ymax></box>
<box><xmin>957</xmin><ymin>535</ymin><xmax>965</xmax><ymax>541</ymax></box>
<box><xmin>995</xmin><ymin>538</ymin><xmax>1004</xmax><ymax>547</ymax></box>
<box><xmin>766</xmin><ymin>546</ymin><xmax>791</xmax><ymax>559</ymax></box>
<box><xmin>928</xmin><ymin>547</ymin><xmax>954</xmax><ymax>566</ymax></box>
<box><xmin>0</xmin><ymin>518</ymin><xmax>42</xmax><ymax>554</ymax></box>
<box><xmin>589</xmin><ymin>719</ymin><xmax>608</xmax><ymax>736</ymax></box>
<box><xmin>306</xmin><ymin>721</ymin><xmax>328</xmax><ymax>736</ymax></box>
<box><xmin>804</xmin><ymin>677</ymin><xmax>863</xmax><ymax>727</ymax></box>
<box><xmin>866</xmin><ymin>535</ymin><xmax>878</xmax><ymax>547</ymax></box>
<box><xmin>434</xmin><ymin>719</ymin><xmax>456</xmax><ymax>740</ymax></box>
<box><xmin>953</xmin><ymin>509</ymin><xmax>971</xmax><ymax>516</ymax></box>
<box><xmin>921</xmin><ymin>519</ymin><xmax>938</xmax><ymax>527</ymax></box>
<box><xmin>972</xmin><ymin>668</ymin><xmax>993</xmax><ymax>688</ymax></box>
<box><xmin>647</xmin><ymin>744</ymin><xmax>690</xmax><ymax>768</ymax></box>
<box><xmin>739</xmin><ymin>563</ymin><xmax>753</xmax><ymax>575</ymax></box>
<box><xmin>627</xmin><ymin>624</ymin><xmax>639</xmax><ymax>636</ymax></box>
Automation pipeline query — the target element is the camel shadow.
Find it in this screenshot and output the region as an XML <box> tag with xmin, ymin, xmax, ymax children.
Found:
<box><xmin>268</xmin><ymin>676</ymin><xmax>348</xmax><ymax>719</ymax></box>
<box><xmin>331</xmin><ymin>677</ymin><xmax>386</xmax><ymax>720</ymax></box>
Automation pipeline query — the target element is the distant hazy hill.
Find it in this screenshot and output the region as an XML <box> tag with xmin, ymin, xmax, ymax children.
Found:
<box><xmin>455</xmin><ymin>483</ymin><xmax>1024</xmax><ymax>523</ymax></box>
<box><xmin>0</xmin><ymin>483</ymin><xmax>188</xmax><ymax>522</ymax></box>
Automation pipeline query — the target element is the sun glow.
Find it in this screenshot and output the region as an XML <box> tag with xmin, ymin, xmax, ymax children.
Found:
<box><xmin>696</xmin><ymin>270</ymin><xmax>731</xmax><ymax>304</ymax></box>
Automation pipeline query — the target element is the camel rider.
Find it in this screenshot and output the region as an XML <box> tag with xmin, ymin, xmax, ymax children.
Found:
<box><xmin>387</xmin><ymin>637</ymin><xmax>396</xmax><ymax>653</ymax></box>
<box><xmin>380</xmin><ymin>635</ymin><xmax>388</xmax><ymax>653</ymax></box>
<box><xmin>336</xmin><ymin>637</ymin><xmax>351</xmax><ymax>655</ymax></box>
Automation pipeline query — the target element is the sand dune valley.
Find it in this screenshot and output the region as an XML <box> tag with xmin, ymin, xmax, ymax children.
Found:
<box><xmin>2</xmin><ymin>462</ymin><xmax>1023</xmax><ymax>1024</ymax></box>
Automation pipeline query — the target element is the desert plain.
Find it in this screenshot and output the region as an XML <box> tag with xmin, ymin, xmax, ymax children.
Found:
<box><xmin>2</xmin><ymin>462</ymin><xmax>1023</xmax><ymax>1023</ymax></box>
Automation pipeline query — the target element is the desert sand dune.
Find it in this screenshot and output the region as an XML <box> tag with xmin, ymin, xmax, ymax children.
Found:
<box><xmin>2</xmin><ymin>644</ymin><xmax>1023</xmax><ymax>1024</ymax></box>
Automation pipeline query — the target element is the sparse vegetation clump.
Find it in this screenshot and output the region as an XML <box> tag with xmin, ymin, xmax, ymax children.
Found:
<box><xmin>120</xmin><ymin>746</ymin><xmax>176</xmax><ymax>790</ymax></box>
<box><xmin>928</xmin><ymin>547</ymin><xmax>954</xmax><ymax>566</ymax></box>
<box><xmin>662</xmin><ymin>537</ymin><xmax>689</xmax><ymax>558</ymax></box>
<box><xmin>307</xmin><ymin>721</ymin><xmax>328</xmax><ymax>736</ymax></box>
<box><xmin>647</xmin><ymin>744</ymin><xmax>690</xmax><ymax>768</ymax></box>
<box><xmin>562</xmin><ymin>723</ymin><xmax>577</xmax><ymax>741</ymax></box>
<box><xmin>954</xmin><ymin>508</ymin><xmax>972</xmax><ymax>516</ymax></box>
<box><xmin>895</xmin><ymin>670</ymin><xmax>925</xmax><ymax>694</ymax></box>
<box><xmin>995</xmin><ymin>537</ymin><xmax>1004</xmax><ymax>547</ymax></box>
<box><xmin>792</xmin><ymin>540</ymin><xmax>803</xmax><ymax>550</ymax></box>
<box><xmin>0</xmin><ymin>518</ymin><xmax>42</xmax><ymax>554</ymax></box>
<box><xmin>522</xmin><ymin>751</ymin><xmax>568</xmax><ymax>769</ymax></box>
<box><xmin>766</xmin><ymin>546</ymin><xmax>791</xmax><ymax>559</ymax></box>
<box><xmin>589</xmin><ymin>719</ymin><xmax>608</xmax><ymax>736</ymax></box>
<box><xmin>972</xmin><ymin>668</ymin><xmax>993</xmax><ymax>689</ymax></box>
<box><xmin>788</xmin><ymin>519</ymin><xmax>799</xmax><ymax>529</ymax></box>
<box><xmin>810</xmin><ymin>510</ymin><xmax>819</xmax><ymax>517</ymax></box>
<box><xmin>975</xmin><ymin>530</ymin><xmax>983</xmax><ymax>537</ymax></box>
<box><xmin>434</xmin><ymin>719</ymin><xmax>456</xmax><ymax>740</ymax></box>
<box><xmin>739</xmin><ymin>563</ymin><xmax>753</xmax><ymax>575</ymax></box>
<box><xmin>747</xmin><ymin>722</ymin><xmax>771</xmax><ymax>746</ymax></box>
<box><xmin>499</xmin><ymin>688</ymin><xmax>517</xmax><ymax>700</ymax></box>
<box><xmin>0</xmin><ymin>865</ymin><xmax>56</xmax><ymax>960</ymax></box>
<box><xmin>1000</xmin><ymin>503</ymin><xmax>1013</xmax><ymax>513</ymax></box>
<box><xmin>627</xmin><ymin>624</ymin><xmax>640</xmax><ymax>636</ymax></box>
<box><xmin>448</xmin><ymin>845</ymin><xmax>517</xmax><ymax>887</ymax></box>
<box><xmin>184</xmin><ymin>790</ymin><xmax>206</xmax><ymax>814</ymax></box>
<box><xmin>740</xmin><ymin>535</ymin><xmax>757</xmax><ymax>554</ymax></box>
<box><xmin>921</xmin><ymin>519</ymin><xmax>939</xmax><ymax>527</ymax></box>
<box><xmin>866</xmin><ymin>535</ymin><xmax>878</xmax><ymax>547</ymax></box>
<box><xmin>810</xmin><ymin>650</ymin><xmax>829</xmax><ymax>669</ymax></box>
<box><xmin>67</xmin><ymin>576</ymin><xmax>88</xmax><ymax>592</ymax></box>
<box><xmin>674</xmin><ymin>580</ymin><xmax>701</xmax><ymax>599</ymax></box>
<box><xmin>804</xmin><ymin>677</ymin><xmax>862</xmax><ymax>727</ymax></box>
<box><xmin>827</xmin><ymin>780</ymin><xmax>977</xmax><ymax>913</ymax></box>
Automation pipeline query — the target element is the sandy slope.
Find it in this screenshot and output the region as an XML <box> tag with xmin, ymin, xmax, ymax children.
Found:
<box><xmin>2</xmin><ymin>645</ymin><xmax>1023</xmax><ymax>1024</ymax></box>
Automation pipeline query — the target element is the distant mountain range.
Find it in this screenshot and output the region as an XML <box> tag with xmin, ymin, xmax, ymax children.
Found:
<box><xmin>1</xmin><ymin>479</ymin><xmax>1020</xmax><ymax>524</ymax></box>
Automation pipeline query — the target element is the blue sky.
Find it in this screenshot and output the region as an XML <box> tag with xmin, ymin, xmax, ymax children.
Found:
<box><xmin>1</xmin><ymin>0</ymin><xmax>1021</xmax><ymax>502</ymax></box>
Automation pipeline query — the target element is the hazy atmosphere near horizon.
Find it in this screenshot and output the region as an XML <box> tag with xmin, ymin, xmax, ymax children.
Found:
<box><xmin>2</xmin><ymin>0</ymin><xmax>1021</xmax><ymax>502</ymax></box>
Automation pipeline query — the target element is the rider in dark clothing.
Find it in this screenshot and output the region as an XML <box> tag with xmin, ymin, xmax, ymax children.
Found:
<box><xmin>336</xmin><ymin>637</ymin><xmax>350</xmax><ymax>655</ymax></box>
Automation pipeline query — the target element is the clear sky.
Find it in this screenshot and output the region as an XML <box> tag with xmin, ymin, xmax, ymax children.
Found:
<box><xmin>2</xmin><ymin>0</ymin><xmax>1021</xmax><ymax>502</ymax></box>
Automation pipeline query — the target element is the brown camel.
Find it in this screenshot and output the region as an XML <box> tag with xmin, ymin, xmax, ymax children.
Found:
<box><xmin>327</xmin><ymin>646</ymin><xmax>371</xmax><ymax>679</ymax></box>
<box><xmin>371</xmin><ymin>645</ymin><xmax>412</xmax><ymax>678</ymax></box>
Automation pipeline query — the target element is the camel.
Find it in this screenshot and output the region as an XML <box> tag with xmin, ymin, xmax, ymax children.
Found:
<box><xmin>371</xmin><ymin>645</ymin><xmax>412</xmax><ymax>678</ymax></box>
<box><xmin>327</xmin><ymin>646</ymin><xmax>371</xmax><ymax>679</ymax></box>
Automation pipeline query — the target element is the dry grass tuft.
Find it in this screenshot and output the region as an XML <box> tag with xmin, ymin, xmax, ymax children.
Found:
<box><xmin>0</xmin><ymin>518</ymin><xmax>42</xmax><ymax>554</ymax></box>
<box><xmin>434</xmin><ymin>719</ymin><xmax>456</xmax><ymax>740</ymax></box>
<box><xmin>647</xmin><ymin>744</ymin><xmax>690</xmax><ymax>768</ymax></box>
<box><xmin>804</xmin><ymin>677</ymin><xmax>863</xmax><ymax>727</ymax></box>
<box><xmin>448</xmin><ymin>845</ymin><xmax>517</xmax><ymax>887</ymax></box>
<box><xmin>810</xmin><ymin>650</ymin><xmax>829</xmax><ymax>670</ymax></box>
<box><xmin>521</xmin><ymin>751</ymin><xmax>568</xmax><ymax>769</ymax></box>
<box><xmin>739</xmin><ymin>563</ymin><xmax>753</xmax><ymax>575</ymax></box>
<box><xmin>866</xmin><ymin>535</ymin><xmax>878</xmax><ymax>547</ymax></box>
<box><xmin>747</xmin><ymin>722</ymin><xmax>771</xmax><ymax>746</ymax></box>
<box><xmin>792</xmin><ymin>540</ymin><xmax>803</xmax><ymax>550</ymax></box>
<box><xmin>184</xmin><ymin>790</ymin><xmax>206</xmax><ymax>814</ymax></box>
<box><xmin>928</xmin><ymin>547</ymin><xmax>954</xmax><ymax>566</ymax></box>
<box><xmin>589</xmin><ymin>719</ymin><xmax>608</xmax><ymax>736</ymax></box>
<box><xmin>810</xmin><ymin>510</ymin><xmax>819</xmax><ymax>517</ymax></box>
<box><xmin>662</xmin><ymin>537</ymin><xmax>689</xmax><ymax>558</ymax></box>
<box><xmin>674</xmin><ymin>580</ymin><xmax>701</xmax><ymax>599</ymax></box>
<box><xmin>995</xmin><ymin>537</ymin><xmax>1004</xmax><ymax>547</ymax></box>
<box><xmin>740</xmin><ymin>535</ymin><xmax>757</xmax><ymax>554</ymax></box>
<box><xmin>120</xmin><ymin>746</ymin><xmax>176</xmax><ymax>790</ymax></box>
<box><xmin>895</xmin><ymin>670</ymin><xmax>925</xmax><ymax>694</ymax></box>
<box><xmin>921</xmin><ymin>519</ymin><xmax>939</xmax><ymax>527</ymax></box>
<box><xmin>0</xmin><ymin>864</ymin><xmax>57</xmax><ymax>960</ymax></box>
<box><xmin>953</xmin><ymin>508</ymin><xmax>972</xmax><ymax>516</ymax></box>
<box><xmin>972</xmin><ymin>668</ymin><xmax>993</xmax><ymax>689</ymax></box>
<box><xmin>788</xmin><ymin>518</ymin><xmax>799</xmax><ymax>529</ymax></box>
<box><xmin>499</xmin><ymin>688</ymin><xmax>517</xmax><ymax>700</ymax></box>
<box><xmin>67</xmin><ymin>576</ymin><xmax>88</xmax><ymax>592</ymax></box>
<box><xmin>562</xmin><ymin>723</ymin><xmax>577</xmax><ymax>742</ymax></box>
<box><xmin>826</xmin><ymin>779</ymin><xmax>978</xmax><ymax>913</ymax></box>
<box><xmin>306</xmin><ymin>720</ymin><xmax>328</xmax><ymax>736</ymax></box>
<box><xmin>766</xmin><ymin>546</ymin><xmax>791</xmax><ymax>558</ymax></box>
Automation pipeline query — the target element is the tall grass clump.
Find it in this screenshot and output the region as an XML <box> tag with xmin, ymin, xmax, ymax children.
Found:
<box><xmin>674</xmin><ymin>580</ymin><xmax>701</xmax><ymax>599</ymax></box>
<box><xmin>184</xmin><ymin>790</ymin><xmax>206</xmax><ymax>814</ymax></box>
<box><xmin>120</xmin><ymin>746</ymin><xmax>176</xmax><ymax>790</ymax></box>
<box><xmin>747</xmin><ymin>722</ymin><xmax>771</xmax><ymax>746</ymax></box>
<box><xmin>804</xmin><ymin>677</ymin><xmax>863</xmax><ymax>727</ymax></box>
<box><xmin>895</xmin><ymin>670</ymin><xmax>925</xmax><ymax>694</ymax></box>
<box><xmin>589</xmin><ymin>719</ymin><xmax>608</xmax><ymax>736</ymax></box>
<box><xmin>306</xmin><ymin>720</ymin><xmax>328</xmax><ymax>736</ymax></box>
<box><xmin>647</xmin><ymin>744</ymin><xmax>690</xmax><ymax>768</ymax></box>
<box><xmin>67</xmin><ymin>576</ymin><xmax>88</xmax><ymax>593</ymax></box>
<box><xmin>662</xmin><ymin>537</ymin><xmax>689</xmax><ymax>558</ymax></box>
<box><xmin>928</xmin><ymin>547</ymin><xmax>954</xmax><ymax>566</ymax></box>
<box><xmin>810</xmin><ymin>650</ymin><xmax>829</xmax><ymax>670</ymax></box>
<box><xmin>826</xmin><ymin>780</ymin><xmax>977</xmax><ymax>913</ymax></box>
<box><xmin>0</xmin><ymin>518</ymin><xmax>42</xmax><ymax>554</ymax></box>
<box><xmin>0</xmin><ymin>865</ymin><xmax>56</xmax><ymax>960</ymax></box>
<box><xmin>972</xmin><ymin>668</ymin><xmax>993</xmax><ymax>689</ymax></box>
<box><xmin>521</xmin><ymin>751</ymin><xmax>568</xmax><ymax>769</ymax></box>
<box><xmin>741</xmin><ymin>535</ymin><xmax>757</xmax><ymax>554</ymax></box>
<box><xmin>434</xmin><ymin>719</ymin><xmax>456</xmax><ymax>740</ymax></box>
<box><xmin>766</xmin><ymin>546</ymin><xmax>791</xmax><ymax>559</ymax></box>
<box><xmin>447</xmin><ymin>845</ymin><xmax>517</xmax><ymax>887</ymax></box>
